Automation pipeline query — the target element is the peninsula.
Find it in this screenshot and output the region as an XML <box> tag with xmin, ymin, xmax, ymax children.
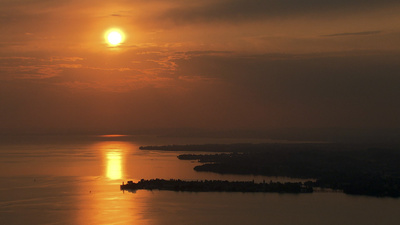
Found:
<box><xmin>120</xmin><ymin>179</ymin><xmax>313</xmax><ymax>193</ymax></box>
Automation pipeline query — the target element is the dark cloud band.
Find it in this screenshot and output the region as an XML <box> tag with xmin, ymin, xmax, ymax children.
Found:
<box><xmin>161</xmin><ymin>0</ymin><xmax>400</xmax><ymax>24</ymax></box>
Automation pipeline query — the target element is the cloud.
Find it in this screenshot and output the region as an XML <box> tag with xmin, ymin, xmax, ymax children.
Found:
<box><xmin>170</xmin><ymin>50</ymin><xmax>400</xmax><ymax>127</ymax></box>
<box><xmin>48</xmin><ymin>57</ymin><xmax>84</xmax><ymax>62</ymax></box>
<box><xmin>1</xmin><ymin>49</ymin><xmax>399</xmax><ymax>134</ymax></box>
<box><xmin>184</xmin><ymin>50</ymin><xmax>233</xmax><ymax>56</ymax></box>
<box><xmin>160</xmin><ymin>0</ymin><xmax>400</xmax><ymax>24</ymax></box>
<box><xmin>0</xmin><ymin>56</ymin><xmax>84</xmax><ymax>80</ymax></box>
<box><xmin>178</xmin><ymin>75</ymin><xmax>219</xmax><ymax>83</ymax></box>
<box><xmin>322</xmin><ymin>30</ymin><xmax>382</xmax><ymax>37</ymax></box>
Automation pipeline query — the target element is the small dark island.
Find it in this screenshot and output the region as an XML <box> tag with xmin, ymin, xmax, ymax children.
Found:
<box><xmin>121</xmin><ymin>179</ymin><xmax>313</xmax><ymax>193</ymax></box>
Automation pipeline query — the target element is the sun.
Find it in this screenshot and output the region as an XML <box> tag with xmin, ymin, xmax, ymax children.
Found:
<box><xmin>108</xmin><ymin>32</ymin><xmax>122</xmax><ymax>45</ymax></box>
<box><xmin>105</xmin><ymin>29</ymin><xmax>125</xmax><ymax>46</ymax></box>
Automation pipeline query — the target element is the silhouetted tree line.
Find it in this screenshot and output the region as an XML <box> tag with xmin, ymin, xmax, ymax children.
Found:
<box><xmin>120</xmin><ymin>179</ymin><xmax>313</xmax><ymax>193</ymax></box>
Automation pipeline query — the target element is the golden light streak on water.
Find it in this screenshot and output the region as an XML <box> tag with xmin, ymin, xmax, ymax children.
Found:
<box><xmin>97</xmin><ymin>141</ymin><xmax>130</xmax><ymax>180</ymax></box>
<box><xmin>106</xmin><ymin>151</ymin><xmax>122</xmax><ymax>179</ymax></box>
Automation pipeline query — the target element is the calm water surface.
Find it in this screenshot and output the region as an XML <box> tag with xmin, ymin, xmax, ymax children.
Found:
<box><xmin>0</xmin><ymin>135</ymin><xmax>399</xmax><ymax>225</ymax></box>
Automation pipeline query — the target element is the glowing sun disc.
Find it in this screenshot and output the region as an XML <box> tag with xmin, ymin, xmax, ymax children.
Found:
<box><xmin>105</xmin><ymin>29</ymin><xmax>125</xmax><ymax>46</ymax></box>
<box><xmin>107</xmin><ymin>31</ymin><xmax>122</xmax><ymax>45</ymax></box>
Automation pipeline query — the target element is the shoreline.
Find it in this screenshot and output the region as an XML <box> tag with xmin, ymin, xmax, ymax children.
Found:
<box><xmin>120</xmin><ymin>179</ymin><xmax>314</xmax><ymax>193</ymax></box>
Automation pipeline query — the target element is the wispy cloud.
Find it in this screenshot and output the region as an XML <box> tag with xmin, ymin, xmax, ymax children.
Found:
<box><xmin>184</xmin><ymin>51</ymin><xmax>233</xmax><ymax>56</ymax></box>
<box><xmin>48</xmin><ymin>57</ymin><xmax>84</xmax><ymax>62</ymax></box>
<box><xmin>322</xmin><ymin>30</ymin><xmax>382</xmax><ymax>37</ymax></box>
<box><xmin>57</xmin><ymin>75</ymin><xmax>174</xmax><ymax>93</ymax></box>
<box><xmin>0</xmin><ymin>56</ymin><xmax>84</xmax><ymax>80</ymax></box>
<box><xmin>178</xmin><ymin>75</ymin><xmax>219</xmax><ymax>83</ymax></box>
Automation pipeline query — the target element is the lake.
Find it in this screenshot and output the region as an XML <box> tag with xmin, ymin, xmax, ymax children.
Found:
<box><xmin>0</xmin><ymin>135</ymin><xmax>399</xmax><ymax>225</ymax></box>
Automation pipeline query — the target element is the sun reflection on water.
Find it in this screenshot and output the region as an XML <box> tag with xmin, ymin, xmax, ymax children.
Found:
<box><xmin>106</xmin><ymin>151</ymin><xmax>122</xmax><ymax>179</ymax></box>
<box><xmin>98</xmin><ymin>141</ymin><xmax>131</xmax><ymax>180</ymax></box>
<box><xmin>73</xmin><ymin>141</ymin><xmax>146</xmax><ymax>225</ymax></box>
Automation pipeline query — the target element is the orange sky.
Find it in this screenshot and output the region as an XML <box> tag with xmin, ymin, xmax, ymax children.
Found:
<box><xmin>1</xmin><ymin>0</ymin><xmax>400</xmax><ymax>139</ymax></box>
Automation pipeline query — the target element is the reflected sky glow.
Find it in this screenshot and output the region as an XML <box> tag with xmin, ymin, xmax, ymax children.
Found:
<box><xmin>98</xmin><ymin>134</ymin><xmax>129</xmax><ymax>138</ymax></box>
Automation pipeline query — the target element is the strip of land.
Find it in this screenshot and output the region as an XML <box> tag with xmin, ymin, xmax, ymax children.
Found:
<box><xmin>120</xmin><ymin>179</ymin><xmax>313</xmax><ymax>193</ymax></box>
